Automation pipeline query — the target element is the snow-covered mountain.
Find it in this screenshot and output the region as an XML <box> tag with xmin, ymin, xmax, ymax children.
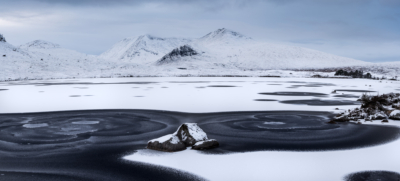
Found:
<box><xmin>101</xmin><ymin>28</ymin><xmax>369</xmax><ymax>70</ymax></box>
<box><xmin>198</xmin><ymin>28</ymin><xmax>252</xmax><ymax>44</ymax></box>
<box><xmin>1</xmin><ymin>29</ymin><xmax>399</xmax><ymax>81</ymax></box>
<box><xmin>18</xmin><ymin>40</ymin><xmax>96</xmax><ymax>63</ymax></box>
<box><xmin>99</xmin><ymin>35</ymin><xmax>191</xmax><ymax>64</ymax></box>
<box><xmin>1</xmin><ymin>38</ymin><xmax>116</xmax><ymax>81</ymax></box>
<box><xmin>153</xmin><ymin>28</ymin><xmax>370</xmax><ymax>70</ymax></box>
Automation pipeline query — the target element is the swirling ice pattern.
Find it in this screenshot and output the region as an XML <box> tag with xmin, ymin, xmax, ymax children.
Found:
<box><xmin>0</xmin><ymin>110</ymin><xmax>398</xmax><ymax>180</ymax></box>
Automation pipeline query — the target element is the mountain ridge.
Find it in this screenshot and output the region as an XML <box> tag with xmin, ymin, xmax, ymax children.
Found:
<box><xmin>0</xmin><ymin>29</ymin><xmax>399</xmax><ymax>81</ymax></box>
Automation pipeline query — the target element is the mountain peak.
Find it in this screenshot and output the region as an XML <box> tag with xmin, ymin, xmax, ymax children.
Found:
<box><xmin>100</xmin><ymin>34</ymin><xmax>191</xmax><ymax>61</ymax></box>
<box><xmin>138</xmin><ymin>34</ymin><xmax>165</xmax><ymax>41</ymax></box>
<box><xmin>200</xmin><ymin>28</ymin><xmax>251</xmax><ymax>43</ymax></box>
<box><xmin>20</xmin><ymin>40</ymin><xmax>60</xmax><ymax>49</ymax></box>
<box><xmin>214</xmin><ymin>28</ymin><xmax>242</xmax><ymax>36</ymax></box>
<box><xmin>0</xmin><ymin>34</ymin><xmax>6</xmax><ymax>42</ymax></box>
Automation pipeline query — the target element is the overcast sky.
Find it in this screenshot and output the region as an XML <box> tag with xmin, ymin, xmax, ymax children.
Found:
<box><xmin>1</xmin><ymin>0</ymin><xmax>399</xmax><ymax>62</ymax></box>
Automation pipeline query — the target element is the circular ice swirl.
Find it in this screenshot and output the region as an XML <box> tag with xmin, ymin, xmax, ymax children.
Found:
<box><xmin>198</xmin><ymin>111</ymin><xmax>400</xmax><ymax>152</ymax></box>
<box><xmin>0</xmin><ymin>110</ymin><xmax>398</xmax><ymax>181</ymax></box>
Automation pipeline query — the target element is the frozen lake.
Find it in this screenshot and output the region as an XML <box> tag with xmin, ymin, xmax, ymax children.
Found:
<box><xmin>1</xmin><ymin>77</ymin><xmax>398</xmax><ymax>113</ymax></box>
<box><xmin>0</xmin><ymin>77</ymin><xmax>399</xmax><ymax>181</ymax></box>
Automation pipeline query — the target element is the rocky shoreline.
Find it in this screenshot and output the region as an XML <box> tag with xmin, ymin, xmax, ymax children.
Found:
<box><xmin>331</xmin><ymin>93</ymin><xmax>400</xmax><ymax>123</ymax></box>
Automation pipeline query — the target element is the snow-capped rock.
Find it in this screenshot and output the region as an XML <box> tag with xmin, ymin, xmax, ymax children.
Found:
<box><xmin>333</xmin><ymin>93</ymin><xmax>400</xmax><ymax>122</ymax></box>
<box><xmin>390</xmin><ymin>110</ymin><xmax>400</xmax><ymax>120</ymax></box>
<box><xmin>175</xmin><ymin>123</ymin><xmax>208</xmax><ymax>146</ymax></box>
<box><xmin>147</xmin><ymin>134</ymin><xmax>186</xmax><ymax>152</ymax></box>
<box><xmin>147</xmin><ymin>123</ymin><xmax>218</xmax><ymax>152</ymax></box>
<box><xmin>372</xmin><ymin>112</ymin><xmax>387</xmax><ymax>120</ymax></box>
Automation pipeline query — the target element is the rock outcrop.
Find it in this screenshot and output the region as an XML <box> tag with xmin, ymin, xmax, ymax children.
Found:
<box><xmin>332</xmin><ymin>93</ymin><xmax>400</xmax><ymax>122</ymax></box>
<box><xmin>147</xmin><ymin>123</ymin><xmax>219</xmax><ymax>152</ymax></box>
<box><xmin>157</xmin><ymin>45</ymin><xmax>198</xmax><ymax>64</ymax></box>
<box><xmin>0</xmin><ymin>34</ymin><xmax>5</xmax><ymax>42</ymax></box>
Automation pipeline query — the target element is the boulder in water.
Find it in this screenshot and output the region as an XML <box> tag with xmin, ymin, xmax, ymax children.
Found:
<box><xmin>147</xmin><ymin>123</ymin><xmax>219</xmax><ymax>152</ymax></box>
<box><xmin>147</xmin><ymin>134</ymin><xmax>186</xmax><ymax>152</ymax></box>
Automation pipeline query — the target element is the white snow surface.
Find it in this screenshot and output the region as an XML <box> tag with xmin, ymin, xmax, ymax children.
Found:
<box><xmin>20</xmin><ymin>40</ymin><xmax>60</xmax><ymax>49</ymax></box>
<box><xmin>1</xmin><ymin>28</ymin><xmax>400</xmax><ymax>81</ymax></box>
<box><xmin>1</xmin><ymin>77</ymin><xmax>399</xmax><ymax>114</ymax></box>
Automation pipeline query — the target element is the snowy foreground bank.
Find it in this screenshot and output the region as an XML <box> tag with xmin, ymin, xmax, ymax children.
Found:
<box><xmin>0</xmin><ymin>77</ymin><xmax>399</xmax><ymax>181</ymax></box>
<box><xmin>125</xmin><ymin>119</ymin><xmax>400</xmax><ymax>181</ymax></box>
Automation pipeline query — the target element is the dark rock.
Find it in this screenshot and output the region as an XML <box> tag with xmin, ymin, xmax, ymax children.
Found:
<box><xmin>311</xmin><ymin>74</ymin><xmax>322</xmax><ymax>78</ymax></box>
<box><xmin>0</xmin><ymin>34</ymin><xmax>6</xmax><ymax>42</ymax></box>
<box><xmin>333</xmin><ymin>115</ymin><xmax>349</xmax><ymax>122</ymax></box>
<box><xmin>147</xmin><ymin>134</ymin><xmax>186</xmax><ymax>152</ymax></box>
<box><xmin>345</xmin><ymin>170</ymin><xmax>400</xmax><ymax>181</ymax></box>
<box><xmin>192</xmin><ymin>139</ymin><xmax>219</xmax><ymax>150</ymax></box>
<box><xmin>338</xmin><ymin>93</ymin><xmax>400</xmax><ymax>123</ymax></box>
<box><xmin>382</xmin><ymin>119</ymin><xmax>389</xmax><ymax>123</ymax></box>
<box><xmin>157</xmin><ymin>45</ymin><xmax>198</xmax><ymax>64</ymax></box>
<box><xmin>327</xmin><ymin>120</ymin><xmax>337</xmax><ymax>124</ymax></box>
